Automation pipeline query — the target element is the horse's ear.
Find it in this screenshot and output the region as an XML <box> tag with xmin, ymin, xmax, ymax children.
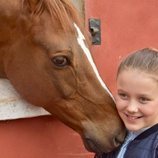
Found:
<box><xmin>23</xmin><ymin>0</ymin><xmax>42</xmax><ymax>14</ymax></box>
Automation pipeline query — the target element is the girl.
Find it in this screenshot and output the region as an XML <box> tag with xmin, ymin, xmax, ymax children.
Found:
<box><xmin>95</xmin><ymin>48</ymin><xmax>158</xmax><ymax>158</ymax></box>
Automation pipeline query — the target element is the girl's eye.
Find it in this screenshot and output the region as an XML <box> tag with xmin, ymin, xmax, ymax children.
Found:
<box><xmin>118</xmin><ymin>93</ymin><xmax>128</xmax><ymax>100</ymax></box>
<box><xmin>139</xmin><ymin>97</ymin><xmax>150</xmax><ymax>104</ymax></box>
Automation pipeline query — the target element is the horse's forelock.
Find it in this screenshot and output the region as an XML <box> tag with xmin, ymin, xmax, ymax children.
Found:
<box><xmin>22</xmin><ymin>0</ymin><xmax>83</xmax><ymax>32</ymax></box>
<box><xmin>44</xmin><ymin>0</ymin><xmax>83</xmax><ymax>32</ymax></box>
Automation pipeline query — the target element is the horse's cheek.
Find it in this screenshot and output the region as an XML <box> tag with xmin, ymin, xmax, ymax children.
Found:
<box><xmin>49</xmin><ymin>68</ymin><xmax>77</xmax><ymax>98</ymax></box>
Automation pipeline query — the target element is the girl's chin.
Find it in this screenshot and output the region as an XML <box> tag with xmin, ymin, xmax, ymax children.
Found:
<box><xmin>124</xmin><ymin>124</ymin><xmax>142</xmax><ymax>131</ymax></box>
<box><xmin>127</xmin><ymin>128</ymin><xmax>141</xmax><ymax>132</ymax></box>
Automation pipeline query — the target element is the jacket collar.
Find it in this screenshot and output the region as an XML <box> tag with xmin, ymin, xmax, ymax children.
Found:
<box><xmin>134</xmin><ymin>123</ymin><xmax>158</xmax><ymax>140</ymax></box>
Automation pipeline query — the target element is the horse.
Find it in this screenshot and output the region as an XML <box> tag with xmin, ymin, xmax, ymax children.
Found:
<box><xmin>0</xmin><ymin>0</ymin><xmax>126</xmax><ymax>154</ymax></box>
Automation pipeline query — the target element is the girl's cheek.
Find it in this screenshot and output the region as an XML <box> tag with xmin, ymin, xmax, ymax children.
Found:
<box><xmin>116</xmin><ymin>100</ymin><xmax>127</xmax><ymax>111</ymax></box>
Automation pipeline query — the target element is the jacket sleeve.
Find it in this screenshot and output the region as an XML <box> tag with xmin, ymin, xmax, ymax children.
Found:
<box><xmin>155</xmin><ymin>146</ymin><xmax>158</xmax><ymax>157</ymax></box>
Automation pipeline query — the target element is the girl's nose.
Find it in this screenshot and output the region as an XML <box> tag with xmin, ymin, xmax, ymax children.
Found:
<box><xmin>126</xmin><ymin>101</ymin><xmax>138</xmax><ymax>113</ymax></box>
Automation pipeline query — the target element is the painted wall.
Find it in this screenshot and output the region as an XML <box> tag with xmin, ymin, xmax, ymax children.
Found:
<box><xmin>85</xmin><ymin>0</ymin><xmax>158</xmax><ymax>93</ymax></box>
<box><xmin>0</xmin><ymin>116</ymin><xmax>93</xmax><ymax>158</ymax></box>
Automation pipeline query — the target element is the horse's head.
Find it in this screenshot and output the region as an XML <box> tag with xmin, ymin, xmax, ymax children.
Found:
<box><xmin>0</xmin><ymin>0</ymin><xmax>126</xmax><ymax>153</ymax></box>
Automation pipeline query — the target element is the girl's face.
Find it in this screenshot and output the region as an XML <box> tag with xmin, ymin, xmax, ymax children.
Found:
<box><xmin>116</xmin><ymin>69</ymin><xmax>158</xmax><ymax>131</ymax></box>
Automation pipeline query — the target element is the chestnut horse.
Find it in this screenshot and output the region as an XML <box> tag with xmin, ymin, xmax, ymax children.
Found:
<box><xmin>0</xmin><ymin>0</ymin><xmax>126</xmax><ymax>153</ymax></box>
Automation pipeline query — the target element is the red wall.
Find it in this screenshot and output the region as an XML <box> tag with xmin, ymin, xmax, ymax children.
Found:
<box><xmin>0</xmin><ymin>116</ymin><xmax>93</xmax><ymax>158</ymax></box>
<box><xmin>85</xmin><ymin>0</ymin><xmax>158</xmax><ymax>93</ymax></box>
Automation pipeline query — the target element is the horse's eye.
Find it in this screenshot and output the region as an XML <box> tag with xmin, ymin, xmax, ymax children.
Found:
<box><xmin>52</xmin><ymin>56</ymin><xmax>70</xmax><ymax>67</ymax></box>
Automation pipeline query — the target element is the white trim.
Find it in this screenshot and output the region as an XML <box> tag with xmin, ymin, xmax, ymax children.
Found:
<box><xmin>0</xmin><ymin>79</ymin><xmax>50</xmax><ymax>120</ymax></box>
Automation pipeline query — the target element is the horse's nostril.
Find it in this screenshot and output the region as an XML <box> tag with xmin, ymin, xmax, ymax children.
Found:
<box><xmin>113</xmin><ymin>129</ymin><xmax>126</xmax><ymax>148</ymax></box>
<box><xmin>113</xmin><ymin>136</ymin><xmax>123</xmax><ymax>147</ymax></box>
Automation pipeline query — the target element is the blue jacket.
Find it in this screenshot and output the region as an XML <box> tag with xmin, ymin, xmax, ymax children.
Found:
<box><xmin>95</xmin><ymin>124</ymin><xmax>158</xmax><ymax>158</ymax></box>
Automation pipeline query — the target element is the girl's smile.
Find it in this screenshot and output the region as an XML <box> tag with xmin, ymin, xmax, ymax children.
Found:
<box><xmin>124</xmin><ymin>113</ymin><xmax>143</xmax><ymax>121</ymax></box>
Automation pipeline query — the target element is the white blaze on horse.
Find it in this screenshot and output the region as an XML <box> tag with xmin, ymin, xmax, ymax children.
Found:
<box><xmin>0</xmin><ymin>0</ymin><xmax>126</xmax><ymax>153</ymax></box>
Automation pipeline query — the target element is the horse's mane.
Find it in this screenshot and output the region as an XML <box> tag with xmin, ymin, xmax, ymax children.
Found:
<box><xmin>0</xmin><ymin>0</ymin><xmax>90</xmax><ymax>48</ymax></box>
<box><xmin>22</xmin><ymin>0</ymin><xmax>84</xmax><ymax>32</ymax></box>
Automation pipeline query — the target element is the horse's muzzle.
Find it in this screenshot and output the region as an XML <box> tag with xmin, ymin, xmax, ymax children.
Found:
<box><xmin>82</xmin><ymin>131</ymin><xmax>126</xmax><ymax>154</ymax></box>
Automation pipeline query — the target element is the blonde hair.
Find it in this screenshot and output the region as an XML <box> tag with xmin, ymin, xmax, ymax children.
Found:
<box><xmin>117</xmin><ymin>48</ymin><xmax>158</xmax><ymax>77</ymax></box>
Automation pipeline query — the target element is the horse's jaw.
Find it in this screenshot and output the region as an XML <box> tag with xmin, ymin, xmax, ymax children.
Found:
<box><xmin>0</xmin><ymin>79</ymin><xmax>50</xmax><ymax>120</ymax></box>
